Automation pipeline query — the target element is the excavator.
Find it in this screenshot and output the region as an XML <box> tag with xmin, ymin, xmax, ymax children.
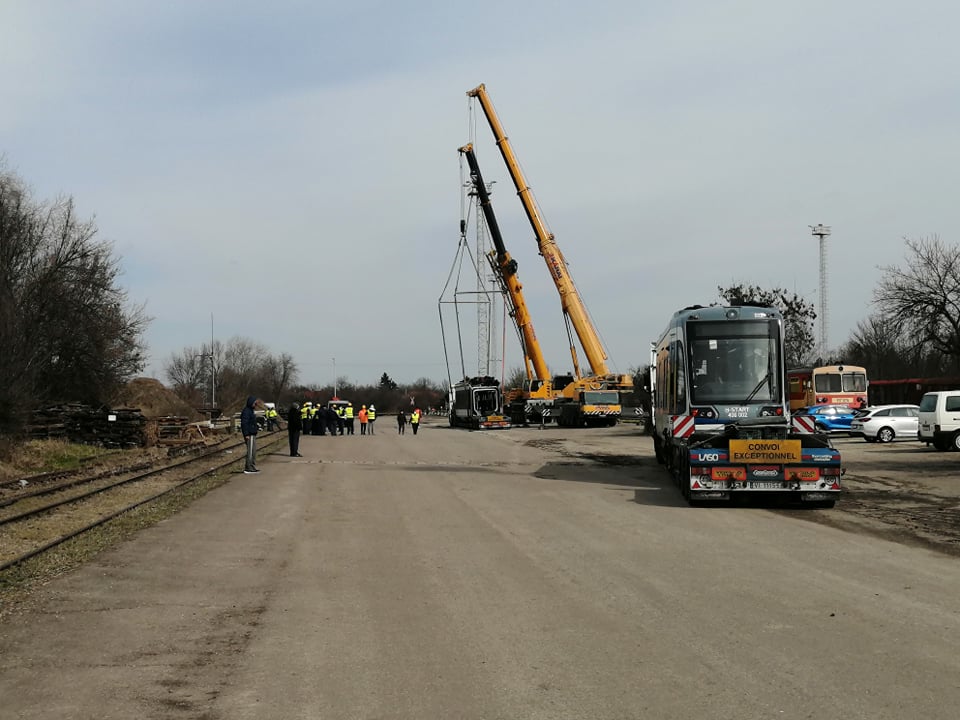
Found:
<box><xmin>466</xmin><ymin>84</ymin><xmax>633</xmax><ymax>426</ymax></box>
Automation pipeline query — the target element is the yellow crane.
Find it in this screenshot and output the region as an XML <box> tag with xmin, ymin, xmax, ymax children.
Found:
<box><xmin>467</xmin><ymin>84</ymin><xmax>632</xmax><ymax>426</ymax></box>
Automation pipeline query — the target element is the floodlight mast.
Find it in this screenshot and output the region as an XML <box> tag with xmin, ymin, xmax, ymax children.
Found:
<box><xmin>809</xmin><ymin>223</ymin><xmax>831</xmax><ymax>361</ymax></box>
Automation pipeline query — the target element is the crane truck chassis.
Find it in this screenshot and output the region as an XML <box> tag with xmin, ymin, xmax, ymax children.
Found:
<box><xmin>652</xmin><ymin>305</ymin><xmax>841</xmax><ymax>506</ymax></box>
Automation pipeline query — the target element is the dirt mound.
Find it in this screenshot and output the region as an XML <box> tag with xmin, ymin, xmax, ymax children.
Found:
<box><xmin>110</xmin><ymin>377</ymin><xmax>198</xmax><ymax>420</ymax></box>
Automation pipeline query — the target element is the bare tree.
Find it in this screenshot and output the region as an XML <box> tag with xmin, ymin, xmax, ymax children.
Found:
<box><xmin>874</xmin><ymin>235</ymin><xmax>960</xmax><ymax>372</ymax></box>
<box><xmin>0</xmin><ymin>167</ymin><xmax>148</xmax><ymax>437</ymax></box>
<box><xmin>717</xmin><ymin>284</ymin><xmax>817</xmax><ymax>368</ymax></box>
<box><xmin>505</xmin><ymin>365</ymin><xmax>528</xmax><ymax>391</ymax></box>
<box><xmin>262</xmin><ymin>352</ymin><xmax>299</xmax><ymax>401</ymax></box>
<box><xmin>163</xmin><ymin>344</ymin><xmax>211</xmax><ymax>406</ymax></box>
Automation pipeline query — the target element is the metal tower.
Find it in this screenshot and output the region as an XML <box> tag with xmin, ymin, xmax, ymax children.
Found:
<box><xmin>810</xmin><ymin>224</ymin><xmax>831</xmax><ymax>361</ymax></box>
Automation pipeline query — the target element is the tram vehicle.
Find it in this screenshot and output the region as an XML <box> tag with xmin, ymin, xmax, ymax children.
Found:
<box><xmin>449</xmin><ymin>376</ymin><xmax>511</xmax><ymax>430</ymax></box>
<box><xmin>651</xmin><ymin>305</ymin><xmax>841</xmax><ymax>506</ymax></box>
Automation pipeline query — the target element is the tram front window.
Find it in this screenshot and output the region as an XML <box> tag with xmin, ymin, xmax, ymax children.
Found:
<box><xmin>688</xmin><ymin>320</ymin><xmax>781</xmax><ymax>405</ymax></box>
<box><xmin>473</xmin><ymin>389</ymin><xmax>500</xmax><ymax>414</ymax></box>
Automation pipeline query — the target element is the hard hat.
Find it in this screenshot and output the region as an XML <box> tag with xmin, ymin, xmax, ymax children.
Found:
<box><xmin>362</xmin><ymin>405</ymin><xmax>366</xmax><ymax>409</ymax></box>
<box><xmin>369</xmin><ymin>404</ymin><xmax>375</xmax><ymax>409</ymax></box>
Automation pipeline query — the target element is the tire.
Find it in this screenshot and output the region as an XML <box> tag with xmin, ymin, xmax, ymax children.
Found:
<box><xmin>877</xmin><ymin>427</ymin><xmax>895</xmax><ymax>443</ymax></box>
<box><xmin>953</xmin><ymin>432</ymin><xmax>960</xmax><ymax>452</ymax></box>
<box><xmin>815</xmin><ymin>422</ymin><xmax>828</xmax><ymax>434</ymax></box>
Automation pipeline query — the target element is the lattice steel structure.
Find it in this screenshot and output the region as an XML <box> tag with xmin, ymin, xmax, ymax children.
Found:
<box><xmin>810</xmin><ymin>224</ymin><xmax>831</xmax><ymax>361</ymax></box>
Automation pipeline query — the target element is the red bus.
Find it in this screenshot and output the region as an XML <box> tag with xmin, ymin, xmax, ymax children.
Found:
<box><xmin>788</xmin><ymin>365</ymin><xmax>869</xmax><ymax>411</ymax></box>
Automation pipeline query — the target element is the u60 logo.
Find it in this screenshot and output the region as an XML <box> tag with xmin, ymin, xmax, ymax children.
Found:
<box><xmin>695</xmin><ymin>452</ymin><xmax>720</xmax><ymax>462</ymax></box>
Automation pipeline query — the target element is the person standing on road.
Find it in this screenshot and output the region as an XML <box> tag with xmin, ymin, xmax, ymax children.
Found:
<box><xmin>287</xmin><ymin>402</ymin><xmax>303</xmax><ymax>457</ymax></box>
<box><xmin>241</xmin><ymin>395</ymin><xmax>261</xmax><ymax>473</ymax></box>
<box><xmin>397</xmin><ymin>409</ymin><xmax>407</xmax><ymax>434</ymax></box>
<box><xmin>368</xmin><ymin>404</ymin><xmax>377</xmax><ymax>435</ymax></box>
<box><xmin>410</xmin><ymin>407</ymin><xmax>421</xmax><ymax>436</ymax></box>
<box><xmin>345</xmin><ymin>402</ymin><xmax>355</xmax><ymax>435</ymax></box>
<box><xmin>358</xmin><ymin>405</ymin><xmax>368</xmax><ymax>435</ymax></box>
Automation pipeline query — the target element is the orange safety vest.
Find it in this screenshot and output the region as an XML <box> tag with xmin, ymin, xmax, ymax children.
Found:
<box><xmin>358</xmin><ymin>409</ymin><xmax>368</xmax><ymax>423</ymax></box>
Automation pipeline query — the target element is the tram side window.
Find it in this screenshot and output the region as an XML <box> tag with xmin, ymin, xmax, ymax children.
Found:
<box><xmin>656</xmin><ymin>349</ymin><xmax>669</xmax><ymax>411</ymax></box>
<box><xmin>673</xmin><ymin>341</ymin><xmax>686</xmax><ymax>411</ymax></box>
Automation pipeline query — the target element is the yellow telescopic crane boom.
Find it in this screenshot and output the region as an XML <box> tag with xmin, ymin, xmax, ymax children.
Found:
<box><xmin>459</xmin><ymin>143</ymin><xmax>551</xmax><ymax>385</ymax></box>
<box><xmin>467</xmin><ymin>83</ymin><xmax>617</xmax><ymax>381</ymax></box>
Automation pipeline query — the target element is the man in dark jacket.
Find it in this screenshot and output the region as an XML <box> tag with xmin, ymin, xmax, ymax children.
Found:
<box><xmin>287</xmin><ymin>402</ymin><xmax>303</xmax><ymax>457</ymax></box>
<box><xmin>240</xmin><ymin>395</ymin><xmax>261</xmax><ymax>473</ymax></box>
<box><xmin>324</xmin><ymin>405</ymin><xmax>339</xmax><ymax>437</ymax></box>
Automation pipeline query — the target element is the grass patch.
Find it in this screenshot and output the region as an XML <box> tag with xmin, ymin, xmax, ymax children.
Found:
<box><xmin>0</xmin><ymin>439</ymin><xmax>129</xmax><ymax>480</ymax></box>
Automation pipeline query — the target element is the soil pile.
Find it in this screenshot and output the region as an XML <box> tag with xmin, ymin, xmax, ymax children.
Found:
<box><xmin>110</xmin><ymin>378</ymin><xmax>198</xmax><ymax>420</ymax></box>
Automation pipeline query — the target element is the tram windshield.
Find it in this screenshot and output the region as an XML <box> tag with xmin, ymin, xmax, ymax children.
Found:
<box><xmin>687</xmin><ymin>320</ymin><xmax>782</xmax><ymax>405</ymax></box>
<box><xmin>473</xmin><ymin>388</ymin><xmax>501</xmax><ymax>414</ymax></box>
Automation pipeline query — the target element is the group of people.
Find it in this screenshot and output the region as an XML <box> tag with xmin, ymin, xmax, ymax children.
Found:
<box><xmin>396</xmin><ymin>408</ymin><xmax>422</xmax><ymax>435</ymax></box>
<box><xmin>240</xmin><ymin>396</ymin><xmax>425</xmax><ymax>471</ymax></box>
<box><xmin>296</xmin><ymin>401</ymin><xmax>360</xmax><ymax>437</ymax></box>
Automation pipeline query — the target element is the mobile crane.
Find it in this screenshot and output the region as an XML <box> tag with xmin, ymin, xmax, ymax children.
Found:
<box><xmin>467</xmin><ymin>83</ymin><xmax>632</xmax><ymax>426</ymax></box>
<box><xmin>459</xmin><ymin>143</ymin><xmax>560</xmax><ymax>425</ymax></box>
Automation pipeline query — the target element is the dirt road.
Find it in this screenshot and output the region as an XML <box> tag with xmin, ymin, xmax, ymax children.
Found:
<box><xmin>1</xmin><ymin>420</ymin><xmax>958</xmax><ymax>719</ymax></box>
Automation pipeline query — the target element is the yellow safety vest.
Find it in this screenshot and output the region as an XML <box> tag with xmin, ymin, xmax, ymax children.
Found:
<box><xmin>301</xmin><ymin>406</ymin><xmax>309</xmax><ymax>419</ymax></box>
<box><xmin>368</xmin><ymin>408</ymin><xmax>376</xmax><ymax>420</ymax></box>
<box><xmin>345</xmin><ymin>406</ymin><xmax>354</xmax><ymax>418</ymax></box>
<box><xmin>412</xmin><ymin>411</ymin><xmax>420</xmax><ymax>423</ymax></box>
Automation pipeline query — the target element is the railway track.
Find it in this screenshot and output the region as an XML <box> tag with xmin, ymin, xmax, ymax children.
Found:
<box><xmin>0</xmin><ymin>432</ymin><xmax>285</xmax><ymax>572</ymax></box>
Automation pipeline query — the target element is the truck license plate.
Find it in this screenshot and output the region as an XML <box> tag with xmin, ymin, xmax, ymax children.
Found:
<box><xmin>750</xmin><ymin>481</ymin><xmax>783</xmax><ymax>489</ymax></box>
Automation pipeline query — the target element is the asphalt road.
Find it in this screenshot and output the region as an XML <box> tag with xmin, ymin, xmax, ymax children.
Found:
<box><xmin>1</xmin><ymin>420</ymin><xmax>958</xmax><ymax>719</ymax></box>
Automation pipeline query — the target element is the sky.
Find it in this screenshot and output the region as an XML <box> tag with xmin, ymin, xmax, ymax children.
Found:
<box><xmin>3</xmin><ymin>0</ymin><xmax>959</xmax><ymax>388</ymax></box>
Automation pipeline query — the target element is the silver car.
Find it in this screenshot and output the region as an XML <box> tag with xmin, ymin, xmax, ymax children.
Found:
<box><xmin>850</xmin><ymin>404</ymin><xmax>920</xmax><ymax>443</ymax></box>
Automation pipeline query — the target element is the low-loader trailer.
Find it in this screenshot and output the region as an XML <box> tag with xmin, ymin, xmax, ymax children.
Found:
<box><xmin>652</xmin><ymin>304</ymin><xmax>842</xmax><ymax>506</ymax></box>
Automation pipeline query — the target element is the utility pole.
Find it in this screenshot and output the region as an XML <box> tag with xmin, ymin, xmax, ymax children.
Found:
<box><xmin>210</xmin><ymin>313</ymin><xmax>216</xmax><ymax>412</ymax></box>
<box><xmin>198</xmin><ymin>314</ymin><xmax>216</xmax><ymax>426</ymax></box>
<box><xmin>333</xmin><ymin>357</ymin><xmax>337</xmax><ymax>397</ymax></box>
<box><xmin>809</xmin><ymin>224</ymin><xmax>831</xmax><ymax>362</ymax></box>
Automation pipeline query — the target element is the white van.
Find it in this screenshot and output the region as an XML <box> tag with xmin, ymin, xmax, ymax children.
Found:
<box><xmin>918</xmin><ymin>391</ymin><xmax>960</xmax><ymax>451</ymax></box>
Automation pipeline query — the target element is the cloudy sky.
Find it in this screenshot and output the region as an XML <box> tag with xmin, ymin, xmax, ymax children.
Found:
<box><xmin>3</xmin><ymin>1</ymin><xmax>958</xmax><ymax>387</ymax></box>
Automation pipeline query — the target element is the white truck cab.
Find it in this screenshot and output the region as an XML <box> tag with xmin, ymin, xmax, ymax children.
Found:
<box><xmin>918</xmin><ymin>390</ymin><xmax>960</xmax><ymax>451</ymax></box>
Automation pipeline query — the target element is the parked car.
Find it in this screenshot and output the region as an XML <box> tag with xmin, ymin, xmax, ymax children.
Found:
<box><xmin>850</xmin><ymin>404</ymin><xmax>920</xmax><ymax>443</ymax></box>
<box><xmin>918</xmin><ymin>390</ymin><xmax>960</xmax><ymax>451</ymax></box>
<box><xmin>794</xmin><ymin>404</ymin><xmax>856</xmax><ymax>433</ymax></box>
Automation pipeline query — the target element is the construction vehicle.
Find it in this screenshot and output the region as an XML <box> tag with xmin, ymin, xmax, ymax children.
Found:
<box><xmin>466</xmin><ymin>84</ymin><xmax>632</xmax><ymax>427</ymax></box>
<box><xmin>449</xmin><ymin>375</ymin><xmax>511</xmax><ymax>430</ymax></box>
<box><xmin>458</xmin><ymin>142</ymin><xmax>559</xmax><ymax>425</ymax></box>
<box><xmin>652</xmin><ymin>304</ymin><xmax>842</xmax><ymax>506</ymax></box>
